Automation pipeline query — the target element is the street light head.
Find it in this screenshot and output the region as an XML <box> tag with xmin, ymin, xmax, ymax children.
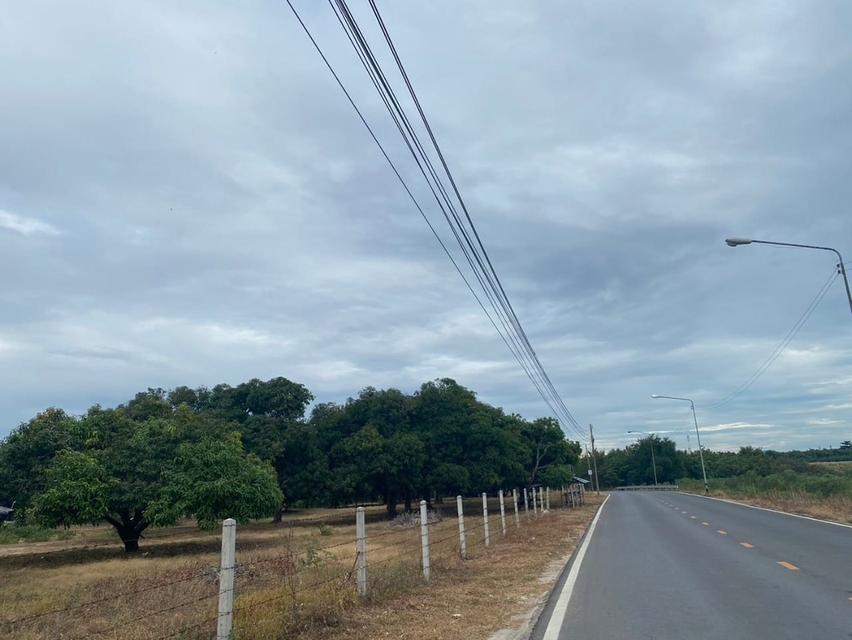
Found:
<box><xmin>650</xmin><ymin>394</ymin><xmax>661</xmax><ymax>399</ymax></box>
<box><xmin>725</xmin><ymin>237</ymin><xmax>753</xmax><ymax>247</ymax></box>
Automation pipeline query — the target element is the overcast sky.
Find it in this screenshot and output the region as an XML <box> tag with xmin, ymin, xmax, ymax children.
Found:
<box><xmin>2</xmin><ymin>1</ymin><xmax>851</xmax><ymax>451</ymax></box>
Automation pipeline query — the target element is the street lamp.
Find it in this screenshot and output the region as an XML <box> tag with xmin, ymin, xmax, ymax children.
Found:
<box><xmin>725</xmin><ymin>237</ymin><xmax>852</xmax><ymax>315</ymax></box>
<box><xmin>627</xmin><ymin>430</ymin><xmax>658</xmax><ymax>486</ymax></box>
<box><xmin>651</xmin><ymin>395</ymin><xmax>709</xmax><ymax>494</ymax></box>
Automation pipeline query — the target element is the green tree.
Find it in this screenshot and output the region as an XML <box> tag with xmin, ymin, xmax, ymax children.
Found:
<box><xmin>519</xmin><ymin>417</ymin><xmax>581</xmax><ymax>486</ymax></box>
<box><xmin>149</xmin><ymin>435</ymin><xmax>282</xmax><ymax>529</ymax></box>
<box><xmin>0</xmin><ymin>408</ymin><xmax>84</xmax><ymax>515</ymax></box>
<box><xmin>190</xmin><ymin>377</ymin><xmax>315</xmax><ymax>516</ymax></box>
<box><xmin>27</xmin><ymin>406</ymin><xmax>279</xmax><ymax>552</ymax></box>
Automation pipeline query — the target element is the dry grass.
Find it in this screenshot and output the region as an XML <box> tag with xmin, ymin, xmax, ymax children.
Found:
<box><xmin>1</xmin><ymin>496</ymin><xmax>602</xmax><ymax>640</ymax></box>
<box><xmin>808</xmin><ymin>460</ymin><xmax>852</xmax><ymax>468</ymax></box>
<box><xmin>697</xmin><ymin>489</ymin><xmax>852</xmax><ymax>524</ymax></box>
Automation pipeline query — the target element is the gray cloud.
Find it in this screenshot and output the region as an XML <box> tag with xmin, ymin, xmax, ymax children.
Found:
<box><xmin>1</xmin><ymin>0</ymin><xmax>850</xmax><ymax>453</ymax></box>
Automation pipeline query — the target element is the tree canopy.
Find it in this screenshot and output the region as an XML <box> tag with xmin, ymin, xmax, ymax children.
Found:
<box><xmin>594</xmin><ymin>438</ymin><xmax>852</xmax><ymax>488</ymax></box>
<box><xmin>25</xmin><ymin>403</ymin><xmax>281</xmax><ymax>551</ymax></box>
<box><xmin>0</xmin><ymin>376</ymin><xmax>582</xmax><ymax>550</ymax></box>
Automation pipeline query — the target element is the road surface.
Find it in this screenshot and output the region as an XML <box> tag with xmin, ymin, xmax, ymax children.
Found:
<box><xmin>533</xmin><ymin>491</ymin><xmax>852</xmax><ymax>639</ymax></box>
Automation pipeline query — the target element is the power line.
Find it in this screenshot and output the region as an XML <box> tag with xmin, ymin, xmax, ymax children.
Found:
<box><xmin>284</xmin><ymin>0</ymin><xmax>587</xmax><ymax>441</ymax></box>
<box><xmin>707</xmin><ymin>268</ymin><xmax>839</xmax><ymax>409</ymax></box>
<box><xmin>310</xmin><ymin>0</ymin><xmax>575</xmax><ymax>437</ymax></box>
<box><xmin>365</xmin><ymin>0</ymin><xmax>586</xmax><ymax>436</ymax></box>
<box><xmin>326</xmin><ymin>0</ymin><xmax>575</xmax><ymax>436</ymax></box>
<box><xmin>334</xmin><ymin>0</ymin><xmax>587</xmax><ymax>440</ymax></box>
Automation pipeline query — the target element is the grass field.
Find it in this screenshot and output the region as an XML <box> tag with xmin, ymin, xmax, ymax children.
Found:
<box><xmin>1</xmin><ymin>494</ymin><xmax>602</xmax><ymax>640</ymax></box>
<box><xmin>680</xmin><ymin>467</ymin><xmax>852</xmax><ymax>524</ymax></box>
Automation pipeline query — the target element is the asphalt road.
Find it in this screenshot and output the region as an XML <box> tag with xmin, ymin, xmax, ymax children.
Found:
<box><xmin>532</xmin><ymin>491</ymin><xmax>852</xmax><ymax>640</ymax></box>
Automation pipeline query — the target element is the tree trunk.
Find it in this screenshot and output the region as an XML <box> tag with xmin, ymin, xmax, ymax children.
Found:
<box><xmin>115</xmin><ymin>524</ymin><xmax>141</xmax><ymax>552</ymax></box>
<box><xmin>122</xmin><ymin>535</ymin><xmax>140</xmax><ymax>553</ymax></box>
<box><xmin>404</xmin><ymin>496</ymin><xmax>412</xmax><ymax>513</ymax></box>
<box><xmin>106</xmin><ymin>510</ymin><xmax>148</xmax><ymax>553</ymax></box>
<box><xmin>385</xmin><ymin>490</ymin><xmax>398</xmax><ymax>519</ymax></box>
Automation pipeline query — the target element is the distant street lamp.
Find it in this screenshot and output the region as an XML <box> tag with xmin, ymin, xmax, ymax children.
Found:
<box><xmin>651</xmin><ymin>395</ymin><xmax>709</xmax><ymax>494</ymax></box>
<box><xmin>627</xmin><ymin>430</ymin><xmax>658</xmax><ymax>486</ymax></box>
<box><xmin>725</xmin><ymin>237</ymin><xmax>852</xmax><ymax>315</ymax></box>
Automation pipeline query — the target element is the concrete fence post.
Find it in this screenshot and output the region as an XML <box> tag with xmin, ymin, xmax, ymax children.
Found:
<box><xmin>482</xmin><ymin>492</ymin><xmax>490</xmax><ymax>547</ymax></box>
<box><xmin>356</xmin><ymin>506</ymin><xmax>368</xmax><ymax>598</ymax></box>
<box><xmin>498</xmin><ymin>489</ymin><xmax>507</xmax><ymax>536</ymax></box>
<box><xmin>216</xmin><ymin>518</ymin><xmax>236</xmax><ymax>640</ymax></box>
<box><xmin>512</xmin><ymin>489</ymin><xmax>520</xmax><ymax>527</ymax></box>
<box><xmin>539</xmin><ymin>486</ymin><xmax>544</xmax><ymax>513</ymax></box>
<box><xmin>420</xmin><ymin>500</ymin><xmax>431</xmax><ymax>580</ymax></box>
<box><xmin>523</xmin><ymin>487</ymin><xmax>529</xmax><ymax>516</ymax></box>
<box><xmin>456</xmin><ymin>495</ymin><xmax>467</xmax><ymax>560</ymax></box>
<box><xmin>546</xmin><ymin>487</ymin><xmax>551</xmax><ymax>512</ymax></box>
<box><xmin>532</xmin><ymin>487</ymin><xmax>538</xmax><ymax>516</ymax></box>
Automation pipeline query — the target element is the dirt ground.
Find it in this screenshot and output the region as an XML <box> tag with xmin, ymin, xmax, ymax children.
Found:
<box><xmin>324</xmin><ymin>496</ymin><xmax>602</xmax><ymax>640</ymax></box>
<box><xmin>2</xmin><ymin>494</ymin><xmax>603</xmax><ymax>640</ymax></box>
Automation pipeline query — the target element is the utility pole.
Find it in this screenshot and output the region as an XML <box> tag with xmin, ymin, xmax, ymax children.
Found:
<box><xmin>589</xmin><ymin>424</ymin><xmax>600</xmax><ymax>494</ymax></box>
<box><xmin>649</xmin><ymin>439</ymin><xmax>658</xmax><ymax>486</ymax></box>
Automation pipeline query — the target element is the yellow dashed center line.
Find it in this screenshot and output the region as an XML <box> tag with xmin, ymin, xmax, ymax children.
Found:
<box><xmin>717</xmin><ymin>530</ymin><xmax>727</xmax><ymax>535</ymax></box>
<box><xmin>777</xmin><ymin>561</ymin><xmax>799</xmax><ymax>571</ymax></box>
<box><xmin>739</xmin><ymin>542</ymin><xmax>754</xmax><ymax>549</ymax></box>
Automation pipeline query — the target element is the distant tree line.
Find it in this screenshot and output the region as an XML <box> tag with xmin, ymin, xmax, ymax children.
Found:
<box><xmin>0</xmin><ymin>377</ymin><xmax>581</xmax><ymax>551</ymax></box>
<box><xmin>594</xmin><ymin>436</ymin><xmax>852</xmax><ymax>488</ymax></box>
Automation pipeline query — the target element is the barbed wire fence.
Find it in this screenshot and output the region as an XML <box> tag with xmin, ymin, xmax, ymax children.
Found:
<box><xmin>5</xmin><ymin>482</ymin><xmax>588</xmax><ymax>640</ymax></box>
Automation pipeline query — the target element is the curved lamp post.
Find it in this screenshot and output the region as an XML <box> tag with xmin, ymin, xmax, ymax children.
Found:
<box><xmin>627</xmin><ymin>430</ymin><xmax>658</xmax><ymax>486</ymax></box>
<box><xmin>651</xmin><ymin>395</ymin><xmax>709</xmax><ymax>494</ymax></box>
<box><xmin>725</xmin><ymin>238</ymin><xmax>852</xmax><ymax>316</ymax></box>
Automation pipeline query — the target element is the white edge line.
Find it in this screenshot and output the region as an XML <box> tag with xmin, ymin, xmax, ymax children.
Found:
<box><xmin>542</xmin><ymin>493</ymin><xmax>610</xmax><ymax>640</ymax></box>
<box><xmin>678</xmin><ymin>492</ymin><xmax>852</xmax><ymax>529</ymax></box>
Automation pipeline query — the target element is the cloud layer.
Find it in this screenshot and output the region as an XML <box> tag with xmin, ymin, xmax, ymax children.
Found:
<box><xmin>1</xmin><ymin>1</ymin><xmax>851</xmax><ymax>451</ymax></box>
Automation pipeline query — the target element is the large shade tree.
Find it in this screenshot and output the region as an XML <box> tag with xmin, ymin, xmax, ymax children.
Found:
<box><xmin>28</xmin><ymin>405</ymin><xmax>282</xmax><ymax>551</ymax></box>
<box><xmin>0</xmin><ymin>408</ymin><xmax>84</xmax><ymax>515</ymax></box>
<box><xmin>173</xmin><ymin>377</ymin><xmax>315</xmax><ymax>517</ymax></box>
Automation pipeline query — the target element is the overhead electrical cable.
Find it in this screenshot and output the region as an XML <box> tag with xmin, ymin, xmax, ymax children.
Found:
<box><xmin>707</xmin><ymin>268</ymin><xmax>839</xmax><ymax>409</ymax></box>
<box><xmin>325</xmin><ymin>0</ymin><xmax>585</xmax><ymax>438</ymax></box>
<box><xmin>334</xmin><ymin>0</ymin><xmax>586</xmax><ymax>439</ymax></box>
<box><xmin>284</xmin><ymin>0</ymin><xmax>587</xmax><ymax>441</ymax></box>
<box><xmin>365</xmin><ymin>0</ymin><xmax>585</xmax><ymax>435</ymax></box>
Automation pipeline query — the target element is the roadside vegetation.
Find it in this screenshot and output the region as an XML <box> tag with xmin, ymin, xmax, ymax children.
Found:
<box><xmin>0</xmin><ymin>376</ymin><xmax>581</xmax><ymax>551</ymax></box>
<box><xmin>595</xmin><ymin>436</ymin><xmax>852</xmax><ymax>522</ymax></box>
<box><xmin>680</xmin><ymin>466</ymin><xmax>852</xmax><ymax>523</ymax></box>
